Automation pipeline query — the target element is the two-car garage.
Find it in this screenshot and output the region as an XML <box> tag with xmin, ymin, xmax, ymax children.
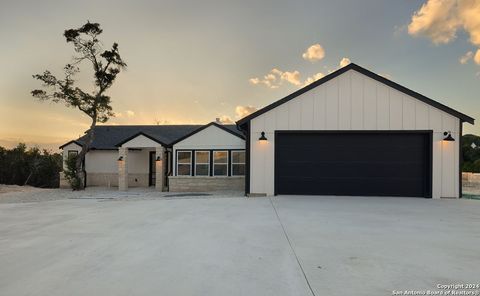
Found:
<box><xmin>275</xmin><ymin>131</ymin><xmax>432</xmax><ymax>197</ymax></box>
<box><xmin>238</xmin><ymin>63</ymin><xmax>474</xmax><ymax>199</ymax></box>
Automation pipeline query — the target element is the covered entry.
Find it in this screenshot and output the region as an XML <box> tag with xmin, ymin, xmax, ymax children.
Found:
<box><xmin>274</xmin><ymin>131</ymin><xmax>432</xmax><ymax>197</ymax></box>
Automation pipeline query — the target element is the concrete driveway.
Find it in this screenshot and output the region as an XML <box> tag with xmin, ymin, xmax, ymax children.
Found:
<box><xmin>0</xmin><ymin>194</ymin><xmax>479</xmax><ymax>296</ymax></box>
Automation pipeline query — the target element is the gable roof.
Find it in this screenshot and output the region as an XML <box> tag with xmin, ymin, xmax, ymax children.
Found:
<box><xmin>58</xmin><ymin>140</ymin><xmax>83</xmax><ymax>150</ymax></box>
<box><xmin>237</xmin><ymin>63</ymin><xmax>474</xmax><ymax>127</ymax></box>
<box><xmin>115</xmin><ymin>131</ymin><xmax>167</xmax><ymax>147</ymax></box>
<box><xmin>59</xmin><ymin>124</ymin><xmax>243</xmax><ymax>150</ymax></box>
<box><xmin>169</xmin><ymin>122</ymin><xmax>245</xmax><ymax>146</ymax></box>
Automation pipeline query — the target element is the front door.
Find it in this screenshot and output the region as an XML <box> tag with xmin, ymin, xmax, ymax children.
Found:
<box><xmin>149</xmin><ymin>151</ymin><xmax>156</xmax><ymax>186</ymax></box>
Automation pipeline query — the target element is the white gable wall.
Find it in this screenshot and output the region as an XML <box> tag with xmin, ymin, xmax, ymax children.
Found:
<box><xmin>120</xmin><ymin>134</ymin><xmax>162</xmax><ymax>148</ymax></box>
<box><xmin>61</xmin><ymin>143</ymin><xmax>82</xmax><ymax>171</ymax></box>
<box><xmin>172</xmin><ymin>125</ymin><xmax>245</xmax><ymax>175</ymax></box>
<box><xmin>250</xmin><ymin>69</ymin><xmax>460</xmax><ymax>198</ymax></box>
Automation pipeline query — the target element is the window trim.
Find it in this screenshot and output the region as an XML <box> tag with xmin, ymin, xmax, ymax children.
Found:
<box><xmin>67</xmin><ymin>150</ymin><xmax>78</xmax><ymax>158</ymax></box>
<box><xmin>213</xmin><ymin>150</ymin><xmax>229</xmax><ymax>176</ymax></box>
<box><xmin>194</xmin><ymin>150</ymin><xmax>210</xmax><ymax>176</ymax></box>
<box><xmin>176</xmin><ymin>150</ymin><xmax>192</xmax><ymax>176</ymax></box>
<box><xmin>231</xmin><ymin>150</ymin><xmax>246</xmax><ymax>176</ymax></box>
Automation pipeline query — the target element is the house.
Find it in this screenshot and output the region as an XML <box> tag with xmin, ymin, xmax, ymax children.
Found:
<box><xmin>60</xmin><ymin>63</ymin><xmax>474</xmax><ymax>198</ymax></box>
<box><xmin>237</xmin><ymin>63</ymin><xmax>474</xmax><ymax>199</ymax></box>
<box><xmin>60</xmin><ymin>122</ymin><xmax>246</xmax><ymax>192</ymax></box>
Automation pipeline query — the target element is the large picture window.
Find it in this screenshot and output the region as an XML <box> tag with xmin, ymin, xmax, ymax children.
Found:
<box><xmin>231</xmin><ymin>151</ymin><xmax>245</xmax><ymax>176</ymax></box>
<box><xmin>213</xmin><ymin>151</ymin><xmax>228</xmax><ymax>176</ymax></box>
<box><xmin>195</xmin><ymin>151</ymin><xmax>210</xmax><ymax>176</ymax></box>
<box><xmin>177</xmin><ymin>151</ymin><xmax>192</xmax><ymax>176</ymax></box>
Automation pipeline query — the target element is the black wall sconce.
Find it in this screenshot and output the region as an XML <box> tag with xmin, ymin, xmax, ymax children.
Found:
<box><xmin>259</xmin><ymin>131</ymin><xmax>268</xmax><ymax>141</ymax></box>
<box><xmin>117</xmin><ymin>156</ymin><xmax>124</xmax><ymax>161</ymax></box>
<box><xmin>443</xmin><ymin>131</ymin><xmax>455</xmax><ymax>142</ymax></box>
<box><xmin>156</xmin><ymin>156</ymin><xmax>161</xmax><ymax>161</ymax></box>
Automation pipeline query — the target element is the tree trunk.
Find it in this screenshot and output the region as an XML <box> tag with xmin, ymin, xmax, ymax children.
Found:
<box><xmin>75</xmin><ymin>117</ymin><xmax>97</xmax><ymax>190</ymax></box>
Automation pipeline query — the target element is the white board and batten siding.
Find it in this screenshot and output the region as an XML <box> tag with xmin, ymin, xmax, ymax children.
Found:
<box><xmin>172</xmin><ymin>125</ymin><xmax>245</xmax><ymax>175</ymax></box>
<box><xmin>250</xmin><ymin>69</ymin><xmax>460</xmax><ymax>198</ymax></box>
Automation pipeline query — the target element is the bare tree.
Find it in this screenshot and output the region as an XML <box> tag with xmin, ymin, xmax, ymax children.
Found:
<box><xmin>32</xmin><ymin>21</ymin><xmax>126</xmax><ymax>189</ymax></box>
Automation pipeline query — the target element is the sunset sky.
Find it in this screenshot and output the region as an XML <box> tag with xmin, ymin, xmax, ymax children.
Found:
<box><xmin>0</xmin><ymin>0</ymin><xmax>479</xmax><ymax>151</ymax></box>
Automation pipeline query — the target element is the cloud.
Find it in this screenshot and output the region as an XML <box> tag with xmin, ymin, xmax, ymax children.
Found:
<box><xmin>249</xmin><ymin>69</ymin><xmax>280</xmax><ymax>89</ymax></box>
<box><xmin>216</xmin><ymin>115</ymin><xmax>234</xmax><ymax>124</ymax></box>
<box><xmin>249</xmin><ymin>68</ymin><xmax>301</xmax><ymax>88</ymax></box>
<box><xmin>475</xmin><ymin>49</ymin><xmax>480</xmax><ymax>64</ymax></box>
<box><xmin>126</xmin><ymin>110</ymin><xmax>135</xmax><ymax>117</ymax></box>
<box><xmin>339</xmin><ymin>57</ymin><xmax>351</xmax><ymax>67</ymax></box>
<box><xmin>459</xmin><ymin>51</ymin><xmax>474</xmax><ymax>64</ymax></box>
<box><xmin>280</xmin><ymin>71</ymin><xmax>302</xmax><ymax>86</ymax></box>
<box><xmin>380</xmin><ymin>73</ymin><xmax>393</xmax><ymax>80</ymax></box>
<box><xmin>302</xmin><ymin>44</ymin><xmax>326</xmax><ymax>62</ymax></box>
<box><xmin>217</xmin><ymin>105</ymin><xmax>258</xmax><ymax>125</ymax></box>
<box><xmin>407</xmin><ymin>0</ymin><xmax>480</xmax><ymax>46</ymax></box>
<box><xmin>304</xmin><ymin>72</ymin><xmax>325</xmax><ymax>86</ymax></box>
<box><xmin>235</xmin><ymin>105</ymin><xmax>258</xmax><ymax>119</ymax></box>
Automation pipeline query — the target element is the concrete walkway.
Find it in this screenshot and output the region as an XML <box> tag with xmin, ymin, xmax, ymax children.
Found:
<box><xmin>0</xmin><ymin>194</ymin><xmax>479</xmax><ymax>296</ymax></box>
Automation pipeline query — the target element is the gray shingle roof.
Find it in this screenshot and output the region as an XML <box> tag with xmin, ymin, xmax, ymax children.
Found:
<box><xmin>62</xmin><ymin>124</ymin><xmax>242</xmax><ymax>150</ymax></box>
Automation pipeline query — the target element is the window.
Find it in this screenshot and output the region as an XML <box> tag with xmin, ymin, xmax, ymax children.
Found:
<box><xmin>195</xmin><ymin>151</ymin><xmax>210</xmax><ymax>176</ymax></box>
<box><xmin>231</xmin><ymin>151</ymin><xmax>245</xmax><ymax>176</ymax></box>
<box><xmin>177</xmin><ymin>151</ymin><xmax>192</xmax><ymax>176</ymax></box>
<box><xmin>67</xmin><ymin>150</ymin><xmax>78</xmax><ymax>158</ymax></box>
<box><xmin>213</xmin><ymin>151</ymin><xmax>228</xmax><ymax>176</ymax></box>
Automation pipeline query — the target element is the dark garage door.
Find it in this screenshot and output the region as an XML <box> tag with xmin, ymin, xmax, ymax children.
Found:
<box><xmin>275</xmin><ymin>132</ymin><xmax>431</xmax><ymax>197</ymax></box>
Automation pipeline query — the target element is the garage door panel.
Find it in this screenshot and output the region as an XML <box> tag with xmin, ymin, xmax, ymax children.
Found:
<box><xmin>275</xmin><ymin>132</ymin><xmax>431</xmax><ymax>197</ymax></box>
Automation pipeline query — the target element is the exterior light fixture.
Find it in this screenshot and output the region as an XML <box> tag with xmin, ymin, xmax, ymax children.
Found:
<box><xmin>117</xmin><ymin>156</ymin><xmax>124</xmax><ymax>161</ymax></box>
<box><xmin>259</xmin><ymin>131</ymin><xmax>268</xmax><ymax>141</ymax></box>
<box><xmin>443</xmin><ymin>131</ymin><xmax>454</xmax><ymax>142</ymax></box>
<box><xmin>156</xmin><ymin>156</ymin><xmax>161</xmax><ymax>161</ymax></box>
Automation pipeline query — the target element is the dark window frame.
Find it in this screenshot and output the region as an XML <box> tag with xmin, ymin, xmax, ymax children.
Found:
<box><xmin>213</xmin><ymin>150</ymin><xmax>228</xmax><ymax>177</ymax></box>
<box><xmin>174</xmin><ymin>149</ymin><xmax>246</xmax><ymax>177</ymax></box>
<box><xmin>176</xmin><ymin>150</ymin><xmax>192</xmax><ymax>176</ymax></box>
<box><xmin>67</xmin><ymin>150</ymin><xmax>78</xmax><ymax>158</ymax></box>
<box><xmin>194</xmin><ymin>150</ymin><xmax>210</xmax><ymax>176</ymax></box>
<box><xmin>231</xmin><ymin>150</ymin><xmax>246</xmax><ymax>176</ymax></box>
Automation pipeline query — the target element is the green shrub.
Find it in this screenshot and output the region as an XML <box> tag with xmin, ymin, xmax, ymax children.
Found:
<box><xmin>63</xmin><ymin>154</ymin><xmax>82</xmax><ymax>190</ymax></box>
<box><xmin>0</xmin><ymin>143</ymin><xmax>62</xmax><ymax>188</ymax></box>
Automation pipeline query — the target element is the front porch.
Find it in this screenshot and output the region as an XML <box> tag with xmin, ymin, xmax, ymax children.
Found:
<box><xmin>116</xmin><ymin>133</ymin><xmax>168</xmax><ymax>191</ymax></box>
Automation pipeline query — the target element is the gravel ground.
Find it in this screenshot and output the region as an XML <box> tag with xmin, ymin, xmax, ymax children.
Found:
<box><xmin>0</xmin><ymin>185</ymin><xmax>243</xmax><ymax>203</ymax></box>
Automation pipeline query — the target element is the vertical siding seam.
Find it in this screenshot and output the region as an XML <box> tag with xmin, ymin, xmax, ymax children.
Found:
<box><xmin>400</xmin><ymin>94</ymin><xmax>404</xmax><ymax>130</ymax></box>
<box><xmin>387</xmin><ymin>88</ymin><xmax>391</xmax><ymax>129</ymax></box>
<box><xmin>349</xmin><ymin>71</ymin><xmax>352</xmax><ymax>129</ymax></box>
<box><xmin>362</xmin><ymin>76</ymin><xmax>365</xmax><ymax>129</ymax></box>
<box><xmin>337</xmin><ymin>80</ymin><xmax>340</xmax><ymax>129</ymax></box>
<box><xmin>375</xmin><ymin>83</ymin><xmax>378</xmax><ymax>130</ymax></box>
<box><xmin>312</xmin><ymin>91</ymin><xmax>316</xmax><ymax>128</ymax></box>
<box><xmin>323</xmin><ymin>87</ymin><xmax>327</xmax><ymax>128</ymax></box>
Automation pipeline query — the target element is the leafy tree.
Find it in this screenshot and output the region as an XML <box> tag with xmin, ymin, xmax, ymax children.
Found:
<box><xmin>63</xmin><ymin>154</ymin><xmax>82</xmax><ymax>190</ymax></box>
<box><xmin>462</xmin><ymin>134</ymin><xmax>480</xmax><ymax>173</ymax></box>
<box><xmin>0</xmin><ymin>144</ymin><xmax>62</xmax><ymax>188</ymax></box>
<box><xmin>31</xmin><ymin>21</ymin><xmax>126</xmax><ymax>189</ymax></box>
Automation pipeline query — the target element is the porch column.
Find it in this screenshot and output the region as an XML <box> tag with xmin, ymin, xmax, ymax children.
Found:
<box><xmin>155</xmin><ymin>146</ymin><xmax>165</xmax><ymax>191</ymax></box>
<box><xmin>118</xmin><ymin>147</ymin><xmax>128</xmax><ymax>191</ymax></box>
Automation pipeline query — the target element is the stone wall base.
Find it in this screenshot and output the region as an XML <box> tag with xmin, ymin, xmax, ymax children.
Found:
<box><xmin>169</xmin><ymin>176</ymin><xmax>245</xmax><ymax>192</ymax></box>
<box><xmin>85</xmin><ymin>173</ymin><xmax>149</xmax><ymax>188</ymax></box>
